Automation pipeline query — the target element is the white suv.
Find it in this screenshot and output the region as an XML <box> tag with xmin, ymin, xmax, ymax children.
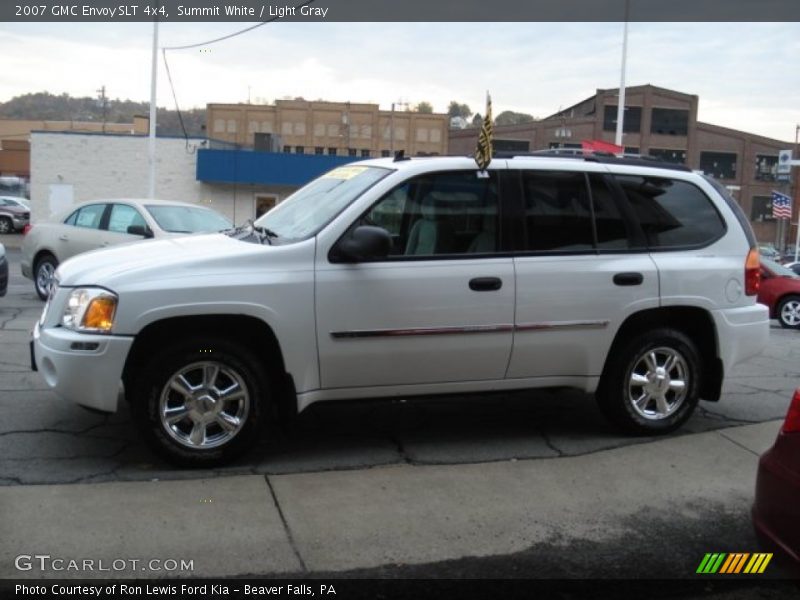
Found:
<box><xmin>31</xmin><ymin>155</ymin><xmax>769</xmax><ymax>465</ymax></box>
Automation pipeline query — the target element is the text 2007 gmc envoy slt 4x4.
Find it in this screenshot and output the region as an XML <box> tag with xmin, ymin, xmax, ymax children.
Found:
<box><xmin>31</xmin><ymin>155</ymin><xmax>769</xmax><ymax>466</ymax></box>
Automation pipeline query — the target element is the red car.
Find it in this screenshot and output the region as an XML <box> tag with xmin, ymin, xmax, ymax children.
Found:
<box><xmin>758</xmin><ymin>259</ymin><xmax>800</xmax><ymax>329</ymax></box>
<box><xmin>753</xmin><ymin>389</ymin><xmax>800</xmax><ymax>572</ymax></box>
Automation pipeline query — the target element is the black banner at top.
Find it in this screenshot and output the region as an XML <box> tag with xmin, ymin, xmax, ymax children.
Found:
<box><xmin>3</xmin><ymin>0</ymin><xmax>800</xmax><ymax>22</ymax></box>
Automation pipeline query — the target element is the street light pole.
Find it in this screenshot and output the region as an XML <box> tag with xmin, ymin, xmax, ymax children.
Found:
<box><xmin>614</xmin><ymin>0</ymin><xmax>630</xmax><ymax>148</ymax></box>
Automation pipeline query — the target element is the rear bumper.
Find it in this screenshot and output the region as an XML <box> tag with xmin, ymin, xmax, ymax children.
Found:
<box><xmin>712</xmin><ymin>303</ymin><xmax>769</xmax><ymax>370</ymax></box>
<box><xmin>0</xmin><ymin>254</ymin><xmax>7</xmax><ymax>297</ymax></box>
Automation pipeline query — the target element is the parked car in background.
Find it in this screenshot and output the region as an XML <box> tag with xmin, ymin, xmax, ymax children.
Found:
<box><xmin>758</xmin><ymin>259</ymin><xmax>800</xmax><ymax>329</ymax></box>
<box><xmin>0</xmin><ymin>242</ymin><xmax>7</xmax><ymax>297</ymax></box>
<box><xmin>758</xmin><ymin>243</ymin><xmax>780</xmax><ymax>261</ymax></box>
<box><xmin>0</xmin><ymin>195</ymin><xmax>31</xmax><ymax>234</ymax></box>
<box><xmin>22</xmin><ymin>199</ymin><xmax>232</xmax><ymax>299</ymax></box>
<box><xmin>784</xmin><ymin>262</ymin><xmax>800</xmax><ymax>276</ymax></box>
<box><xmin>753</xmin><ymin>388</ymin><xmax>800</xmax><ymax>572</ymax></box>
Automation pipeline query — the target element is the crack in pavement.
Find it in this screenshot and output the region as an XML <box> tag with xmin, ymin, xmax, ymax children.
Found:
<box><xmin>697</xmin><ymin>406</ymin><xmax>760</xmax><ymax>424</ymax></box>
<box><xmin>540</xmin><ymin>428</ymin><xmax>565</xmax><ymax>457</ymax></box>
<box><xmin>264</xmin><ymin>475</ymin><xmax>308</xmax><ymax>573</ymax></box>
<box><xmin>0</xmin><ymin>308</ymin><xmax>22</xmax><ymax>329</ymax></box>
<box><xmin>715</xmin><ymin>430</ymin><xmax>760</xmax><ymax>457</ymax></box>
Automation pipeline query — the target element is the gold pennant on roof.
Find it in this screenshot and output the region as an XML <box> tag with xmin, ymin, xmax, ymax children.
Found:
<box><xmin>474</xmin><ymin>92</ymin><xmax>493</xmax><ymax>171</ymax></box>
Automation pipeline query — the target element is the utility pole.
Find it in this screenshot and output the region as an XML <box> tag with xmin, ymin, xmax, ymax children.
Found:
<box><xmin>96</xmin><ymin>85</ymin><xmax>108</xmax><ymax>133</ymax></box>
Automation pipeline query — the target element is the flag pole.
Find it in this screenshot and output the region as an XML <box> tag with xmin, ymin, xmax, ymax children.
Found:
<box><xmin>794</xmin><ymin>124</ymin><xmax>799</xmax><ymax>263</ymax></box>
<box><xmin>614</xmin><ymin>0</ymin><xmax>630</xmax><ymax>148</ymax></box>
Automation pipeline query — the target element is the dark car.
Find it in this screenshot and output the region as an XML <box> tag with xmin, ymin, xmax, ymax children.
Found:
<box><xmin>0</xmin><ymin>195</ymin><xmax>30</xmax><ymax>234</ymax></box>
<box><xmin>757</xmin><ymin>259</ymin><xmax>800</xmax><ymax>329</ymax></box>
<box><xmin>0</xmin><ymin>242</ymin><xmax>7</xmax><ymax>296</ymax></box>
<box><xmin>753</xmin><ymin>388</ymin><xmax>800</xmax><ymax>572</ymax></box>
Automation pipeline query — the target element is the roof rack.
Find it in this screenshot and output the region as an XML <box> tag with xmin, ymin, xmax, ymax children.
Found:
<box><xmin>492</xmin><ymin>149</ymin><xmax>692</xmax><ymax>172</ymax></box>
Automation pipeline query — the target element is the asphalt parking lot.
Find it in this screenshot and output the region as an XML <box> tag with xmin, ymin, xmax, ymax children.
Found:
<box><xmin>1</xmin><ymin>236</ymin><xmax>799</xmax><ymax>586</ymax></box>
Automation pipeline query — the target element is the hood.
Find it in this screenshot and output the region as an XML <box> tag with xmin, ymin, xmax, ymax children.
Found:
<box><xmin>55</xmin><ymin>233</ymin><xmax>275</xmax><ymax>289</ymax></box>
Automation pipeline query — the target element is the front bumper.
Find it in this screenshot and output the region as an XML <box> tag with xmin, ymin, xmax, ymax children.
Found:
<box><xmin>11</xmin><ymin>215</ymin><xmax>29</xmax><ymax>231</ymax></box>
<box><xmin>32</xmin><ymin>320</ymin><xmax>134</xmax><ymax>413</ymax></box>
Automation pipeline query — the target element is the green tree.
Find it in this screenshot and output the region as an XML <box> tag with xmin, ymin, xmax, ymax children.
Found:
<box><xmin>415</xmin><ymin>101</ymin><xmax>434</xmax><ymax>114</ymax></box>
<box><xmin>494</xmin><ymin>110</ymin><xmax>535</xmax><ymax>126</ymax></box>
<box><xmin>447</xmin><ymin>101</ymin><xmax>472</xmax><ymax>119</ymax></box>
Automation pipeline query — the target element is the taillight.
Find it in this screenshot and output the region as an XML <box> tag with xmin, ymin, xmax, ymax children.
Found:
<box><xmin>745</xmin><ymin>247</ymin><xmax>760</xmax><ymax>296</ymax></box>
<box><xmin>783</xmin><ymin>389</ymin><xmax>800</xmax><ymax>434</ymax></box>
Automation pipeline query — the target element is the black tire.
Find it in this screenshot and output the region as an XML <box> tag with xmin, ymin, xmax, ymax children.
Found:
<box><xmin>776</xmin><ymin>295</ymin><xmax>800</xmax><ymax>329</ymax></box>
<box><xmin>596</xmin><ymin>328</ymin><xmax>701</xmax><ymax>435</ymax></box>
<box><xmin>0</xmin><ymin>217</ymin><xmax>12</xmax><ymax>234</ymax></box>
<box><xmin>129</xmin><ymin>337</ymin><xmax>270</xmax><ymax>467</ymax></box>
<box><xmin>34</xmin><ymin>254</ymin><xmax>58</xmax><ymax>300</ymax></box>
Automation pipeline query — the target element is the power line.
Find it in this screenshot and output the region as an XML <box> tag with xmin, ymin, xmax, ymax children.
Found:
<box><xmin>161</xmin><ymin>0</ymin><xmax>317</xmax><ymax>51</ymax></box>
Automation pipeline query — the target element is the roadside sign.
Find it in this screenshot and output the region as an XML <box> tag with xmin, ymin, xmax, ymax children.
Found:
<box><xmin>777</xmin><ymin>149</ymin><xmax>792</xmax><ymax>182</ymax></box>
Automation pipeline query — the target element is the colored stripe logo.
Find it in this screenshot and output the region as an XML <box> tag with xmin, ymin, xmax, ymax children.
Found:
<box><xmin>697</xmin><ymin>553</ymin><xmax>772</xmax><ymax>574</ymax></box>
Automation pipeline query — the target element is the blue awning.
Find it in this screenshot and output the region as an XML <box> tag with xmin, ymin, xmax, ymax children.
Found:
<box><xmin>196</xmin><ymin>148</ymin><xmax>359</xmax><ymax>186</ymax></box>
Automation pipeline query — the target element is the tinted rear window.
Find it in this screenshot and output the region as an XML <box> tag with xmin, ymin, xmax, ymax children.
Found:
<box><xmin>614</xmin><ymin>175</ymin><xmax>725</xmax><ymax>249</ymax></box>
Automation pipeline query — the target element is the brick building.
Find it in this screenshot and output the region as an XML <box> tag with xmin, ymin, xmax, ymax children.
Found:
<box><xmin>207</xmin><ymin>99</ymin><xmax>450</xmax><ymax>158</ymax></box>
<box><xmin>449</xmin><ymin>85</ymin><xmax>798</xmax><ymax>245</ymax></box>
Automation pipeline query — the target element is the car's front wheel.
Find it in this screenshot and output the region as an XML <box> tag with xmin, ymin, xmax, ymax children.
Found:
<box><xmin>130</xmin><ymin>338</ymin><xmax>269</xmax><ymax>467</ymax></box>
<box><xmin>34</xmin><ymin>254</ymin><xmax>58</xmax><ymax>300</ymax></box>
<box><xmin>597</xmin><ymin>328</ymin><xmax>701</xmax><ymax>435</ymax></box>
<box><xmin>777</xmin><ymin>295</ymin><xmax>800</xmax><ymax>329</ymax></box>
<box><xmin>0</xmin><ymin>217</ymin><xmax>12</xmax><ymax>234</ymax></box>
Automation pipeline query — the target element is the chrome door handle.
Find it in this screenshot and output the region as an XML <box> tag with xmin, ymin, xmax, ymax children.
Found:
<box><xmin>58</xmin><ymin>235</ymin><xmax>68</xmax><ymax>241</ymax></box>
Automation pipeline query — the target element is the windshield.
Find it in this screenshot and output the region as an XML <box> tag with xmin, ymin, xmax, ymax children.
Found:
<box><xmin>763</xmin><ymin>258</ymin><xmax>799</xmax><ymax>278</ymax></box>
<box><xmin>253</xmin><ymin>165</ymin><xmax>391</xmax><ymax>240</ymax></box>
<box><xmin>145</xmin><ymin>205</ymin><xmax>232</xmax><ymax>233</ymax></box>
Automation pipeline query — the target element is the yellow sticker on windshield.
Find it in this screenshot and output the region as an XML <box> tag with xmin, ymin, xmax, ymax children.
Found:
<box><xmin>323</xmin><ymin>166</ymin><xmax>368</xmax><ymax>180</ymax></box>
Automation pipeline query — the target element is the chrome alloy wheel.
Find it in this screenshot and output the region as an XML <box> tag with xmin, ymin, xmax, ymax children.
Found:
<box><xmin>780</xmin><ymin>299</ymin><xmax>800</xmax><ymax>327</ymax></box>
<box><xmin>158</xmin><ymin>361</ymin><xmax>250</xmax><ymax>449</ymax></box>
<box><xmin>627</xmin><ymin>347</ymin><xmax>689</xmax><ymax>420</ymax></box>
<box><xmin>36</xmin><ymin>262</ymin><xmax>55</xmax><ymax>298</ymax></box>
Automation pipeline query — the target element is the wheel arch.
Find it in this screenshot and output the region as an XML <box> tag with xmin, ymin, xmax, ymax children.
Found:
<box><xmin>602</xmin><ymin>306</ymin><xmax>723</xmax><ymax>402</ymax></box>
<box><xmin>122</xmin><ymin>314</ymin><xmax>297</xmax><ymax>419</ymax></box>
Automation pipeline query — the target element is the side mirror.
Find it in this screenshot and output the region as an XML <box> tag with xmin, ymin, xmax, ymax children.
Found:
<box><xmin>127</xmin><ymin>225</ymin><xmax>154</xmax><ymax>239</ymax></box>
<box><xmin>331</xmin><ymin>225</ymin><xmax>392</xmax><ymax>263</ymax></box>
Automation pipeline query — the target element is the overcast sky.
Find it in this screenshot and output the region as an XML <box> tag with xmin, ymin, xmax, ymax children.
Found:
<box><xmin>1</xmin><ymin>21</ymin><xmax>798</xmax><ymax>141</ymax></box>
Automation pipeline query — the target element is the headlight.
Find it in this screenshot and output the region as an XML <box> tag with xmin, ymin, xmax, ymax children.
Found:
<box><xmin>61</xmin><ymin>288</ymin><xmax>118</xmax><ymax>333</ymax></box>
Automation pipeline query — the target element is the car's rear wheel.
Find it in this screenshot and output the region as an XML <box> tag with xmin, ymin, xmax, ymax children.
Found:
<box><xmin>34</xmin><ymin>254</ymin><xmax>58</xmax><ymax>300</ymax></box>
<box><xmin>129</xmin><ymin>337</ymin><xmax>269</xmax><ymax>467</ymax></box>
<box><xmin>0</xmin><ymin>217</ymin><xmax>12</xmax><ymax>234</ymax></box>
<box><xmin>777</xmin><ymin>295</ymin><xmax>800</xmax><ymax>329</ymax></box>
<box><xmin>597</xmin><ymin>328</ymin><xmax>701</xmax><ymax>434</ymax></box>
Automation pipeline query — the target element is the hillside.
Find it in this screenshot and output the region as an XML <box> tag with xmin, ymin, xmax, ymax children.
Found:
<box><xmin>0</xmin><ymin>92</ymin><xmax>206</xmax><ymax>137</ymax></box>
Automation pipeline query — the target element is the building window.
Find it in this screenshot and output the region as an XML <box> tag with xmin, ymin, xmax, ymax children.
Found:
<box><xmin>650</xmin><ymin>108</ymin><xmax>689</xmax><ymax>136</ymax></box>
<box><xmin>603</xmin><ymin>105</ymin><xmax>642</xmax><ymax>133</ymax></box>
<box><xmin>394</xmin><ymin>127</ymin><xmax>407</xmax><ymax>141</ymax></box>
<box><xmin>226</xmin><ymin>119</ymin><xmax>237</xmax><ymax>133</ymax></box>
<box><xmin>494</xmin><ymin>139</ymin><xmax>530</xmax><ymax>153</ymax></box>
<box><xmin>348</xmin><ymin>148</ymin><xmax>357</xmax><ymax>157</ymax></box>
<box><xmin>754</xmin><ymin>154</ymin><xmax>779</xmax><ymax>181</ymax></box>
<box><xmin>283</xmin><ymin>145</ymin><xmax>291</xmax><ymax>153</ymax></box>
<box><xmin>254</xmin><ymin>194</ymin><xmax>278</xmax><ymax>219</ymax></box>
<box><xmin>360</xmin><ymin>149</ymin><xmax>370</xmax><ymax>157</ymax></box>
<box><xmin>381</xmin><ymin>150</ymin><xmax>390</xmax><ymax>157</ymax></box>
<box><xmin>294</xmin><ymin>122</ymin><xmax>306</xmax><ymax>135</ymax></box>
<box><xmin>416</xmin><ymin>128</ymin><xmax>429</xmax><ymax>142</ymax></box>
<box><xmin>281</xmin><ymin>122</ymin><xmax>293</xmax><ymax>135</ymax></box>
<box><xmin>213</xmin><ymin>118</ymin><xmax>225</xmax><ymax>133</ymax></box>
<box><xmin>430</xmin><ymin>128</ymin><xmax>442</xmax><ymax>143</ymax></box>
<box><xmin>327</xmin><ymin>124</ymin><xmax>339</xmax><ymax>137</ymax></box>
<box><xmin>649</xmin><ymin>148</ymin><xmax>687</xmax><ymax>164</ymax></box>
<box><xmin>328</xmin><ymin>147</ymin><xmax>338</xmax><ymax>156</ymax></box>
<box><xmin>315</xmin><ymin>147</ymin><xmax>324</xmax><ymax>155</ymax></box>
<box><xmin>313</xmin><ymin>123</ymin><xmax>326</xmax><ymax>137</ymax></box>
<box><xmin>548</xmin><ymin>142</ymin><xmax>582</xmax><ymax>149</ymax></box>
<box><xmin>295</xmin><ymin>146</ymin><xmax>304</xmax><ymax>154</ymax></box>
<box><xmin>361</xmin><ymin>125</ymin><xmax>372</xmax><ymax>139</ymax></box>
<box><xmin>700</xmin><ymin>151</ymin><xmax>737</xmax><ymax>180</ymax></box>
<box><xmin>751</xmin><ymin>195</ymin><xmax>775</xmax><ymax>222</ymax></box>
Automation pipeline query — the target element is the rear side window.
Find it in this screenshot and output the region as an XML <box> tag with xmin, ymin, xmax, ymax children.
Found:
<box><xmin>614</xmin><ymin>176</ymin><xmax>725</xmax><ymax>249</ymax></box>
<box><xmin>65</xmin><ymin>204</ymin><xmax>106</xmax><ymax>230</ymax></box>
<box><xmin>522</xmin><ymin>171</ymin><xmax>593</xmax><ymax>252</ymax></box>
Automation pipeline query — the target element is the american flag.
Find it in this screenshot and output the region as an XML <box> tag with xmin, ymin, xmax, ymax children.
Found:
<box><xmin>771</xmin><ymin>191</ymin><xmax>792</xmax><ymax>219</ymax></box>
<box><xmin>474</xmin><ymin>92</ymin><xmax>493</xmax><ymax>171</ymax></box>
